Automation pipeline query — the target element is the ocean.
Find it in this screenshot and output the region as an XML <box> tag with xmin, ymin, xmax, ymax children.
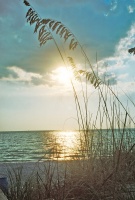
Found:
<box><xmin>0</xmin><ymin>129</ymin><xmax>135</xmax><ymax>163</ymax></box>
<box><xmin>0</xmin><ymin>130</ymin><xmax>81</xmax><ymax>162</ymax></box>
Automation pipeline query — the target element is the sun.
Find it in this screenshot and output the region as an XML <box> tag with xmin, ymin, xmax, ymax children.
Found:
<box><xmin>52</xmin><ymin>66</ymin><xmax>74</xmax><ymax>85</ymax></box>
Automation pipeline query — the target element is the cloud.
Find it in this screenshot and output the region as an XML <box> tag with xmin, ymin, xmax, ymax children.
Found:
<box><xmin>118</xmin><ymin>73</ymin><xmax>128</xmax><ymax>80</ymax></box>
<box><xmin>0</xmin><ymin>66</ymin><xmax>43</xmax><ymax>84</ymax></box>
<box><xmin>128</xmin><ymin>5</ymin><xmax>135</xmax><ymax>13</ymax></box>
<box><xmin>110</xmin><ymin>0</ymin><xmax>117</xmax><ymax>11</ymax></box>
<box><xmin>117</xmin><ymin>81</ymin><xmax>135</xmax><ymax>96</ymax></box>
<box><xmin>88</xmin><ymin>0</ymin><xmax>118</xmax><ymax>16</ymax></box>
<box><xmin>99</xmin><ymin>71</ymin><xmax>117</xmax><ymax>85</ymax></box>
<box><xmin>97</xmin><ymin>22</ymin><xmax>135</xmax><ymax>86</ymax></box>
<box><xmin>0</xmin><ymin>66</ymin><xmax>73</xmax><ymax>88</ymax></box>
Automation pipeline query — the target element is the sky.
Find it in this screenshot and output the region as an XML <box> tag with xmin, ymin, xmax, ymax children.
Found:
<box><xmin>0</xmin><ymin>0</ymin><xmax>135</xmax><ymax>131</ymax></box>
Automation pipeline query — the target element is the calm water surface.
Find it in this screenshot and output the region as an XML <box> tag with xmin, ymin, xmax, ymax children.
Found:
<box><xmin>0</xmin><ymin>131</ymin><xmax>81</xmax><ymax>162</ymax></box>
<box><xmin>0</xmin><ymin>129</ymin><xmax>135</xmax><ymax>163</ymax></box>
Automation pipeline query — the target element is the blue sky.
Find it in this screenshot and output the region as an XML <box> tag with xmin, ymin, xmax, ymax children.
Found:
<box><xmin>0</xmin><ymin>0</ymin><xmax>135</xmax><ymax>131</ymax></box>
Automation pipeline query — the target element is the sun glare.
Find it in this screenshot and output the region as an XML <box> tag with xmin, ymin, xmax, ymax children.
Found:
<box><xmin>52</xmin><ymin>67</ymin><xmax>74</xmax><ymax>85</ymax></box>
<box><xmin>54</xmin><ymin>131</ymin><xmax>79</xmax><ymax>160</ymax></box>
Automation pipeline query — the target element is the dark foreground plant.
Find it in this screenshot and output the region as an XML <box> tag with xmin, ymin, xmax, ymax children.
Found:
<box><xmin>6</xmin><ymin>152</ymin><xmax>135</xmax><ymax>200</ymax></box>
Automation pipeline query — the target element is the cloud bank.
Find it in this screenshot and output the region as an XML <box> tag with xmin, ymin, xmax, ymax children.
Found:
<box><xmin>97</xmin><ymin>22</ymin><xmax>135</xmax><ymax>92</ymax></box>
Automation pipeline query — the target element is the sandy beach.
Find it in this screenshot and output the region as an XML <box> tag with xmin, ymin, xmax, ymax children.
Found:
<box><xmin>0</xmin><ymin>161</ymin><xmax>65</xmax><ymax>177</ymax></box>
<box><xmin>0</xmin><ymin>160</ymin><xmax>78</xmax><ymax>185</ymax></box>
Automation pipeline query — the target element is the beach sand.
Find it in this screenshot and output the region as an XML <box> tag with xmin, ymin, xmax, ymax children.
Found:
<box><xmin>0</xmin><ymin>160</ymin><xmax>80</xmax><ymax>185</ymax></box>
<box><xmin>0</xmin><ymin>161</ymin><xmax>66</xmax><ymax>178</ymax></box>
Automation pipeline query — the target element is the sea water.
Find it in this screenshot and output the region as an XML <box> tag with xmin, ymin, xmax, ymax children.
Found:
<box><xmin>0</xmin><ymin>131</ymin><xmax>81</xmax><ymax>162</ymax></box>
<box><xmin>0</xmin><ymin>129</ymin><xmax>135</xmax><ymax>163</ymax></box>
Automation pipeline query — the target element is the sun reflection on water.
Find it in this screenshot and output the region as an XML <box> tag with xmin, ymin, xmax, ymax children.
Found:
<box><xmin>49</xmin><ymin>131</ymin><xmax>80</xmax><ymax>160</ymax></box>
